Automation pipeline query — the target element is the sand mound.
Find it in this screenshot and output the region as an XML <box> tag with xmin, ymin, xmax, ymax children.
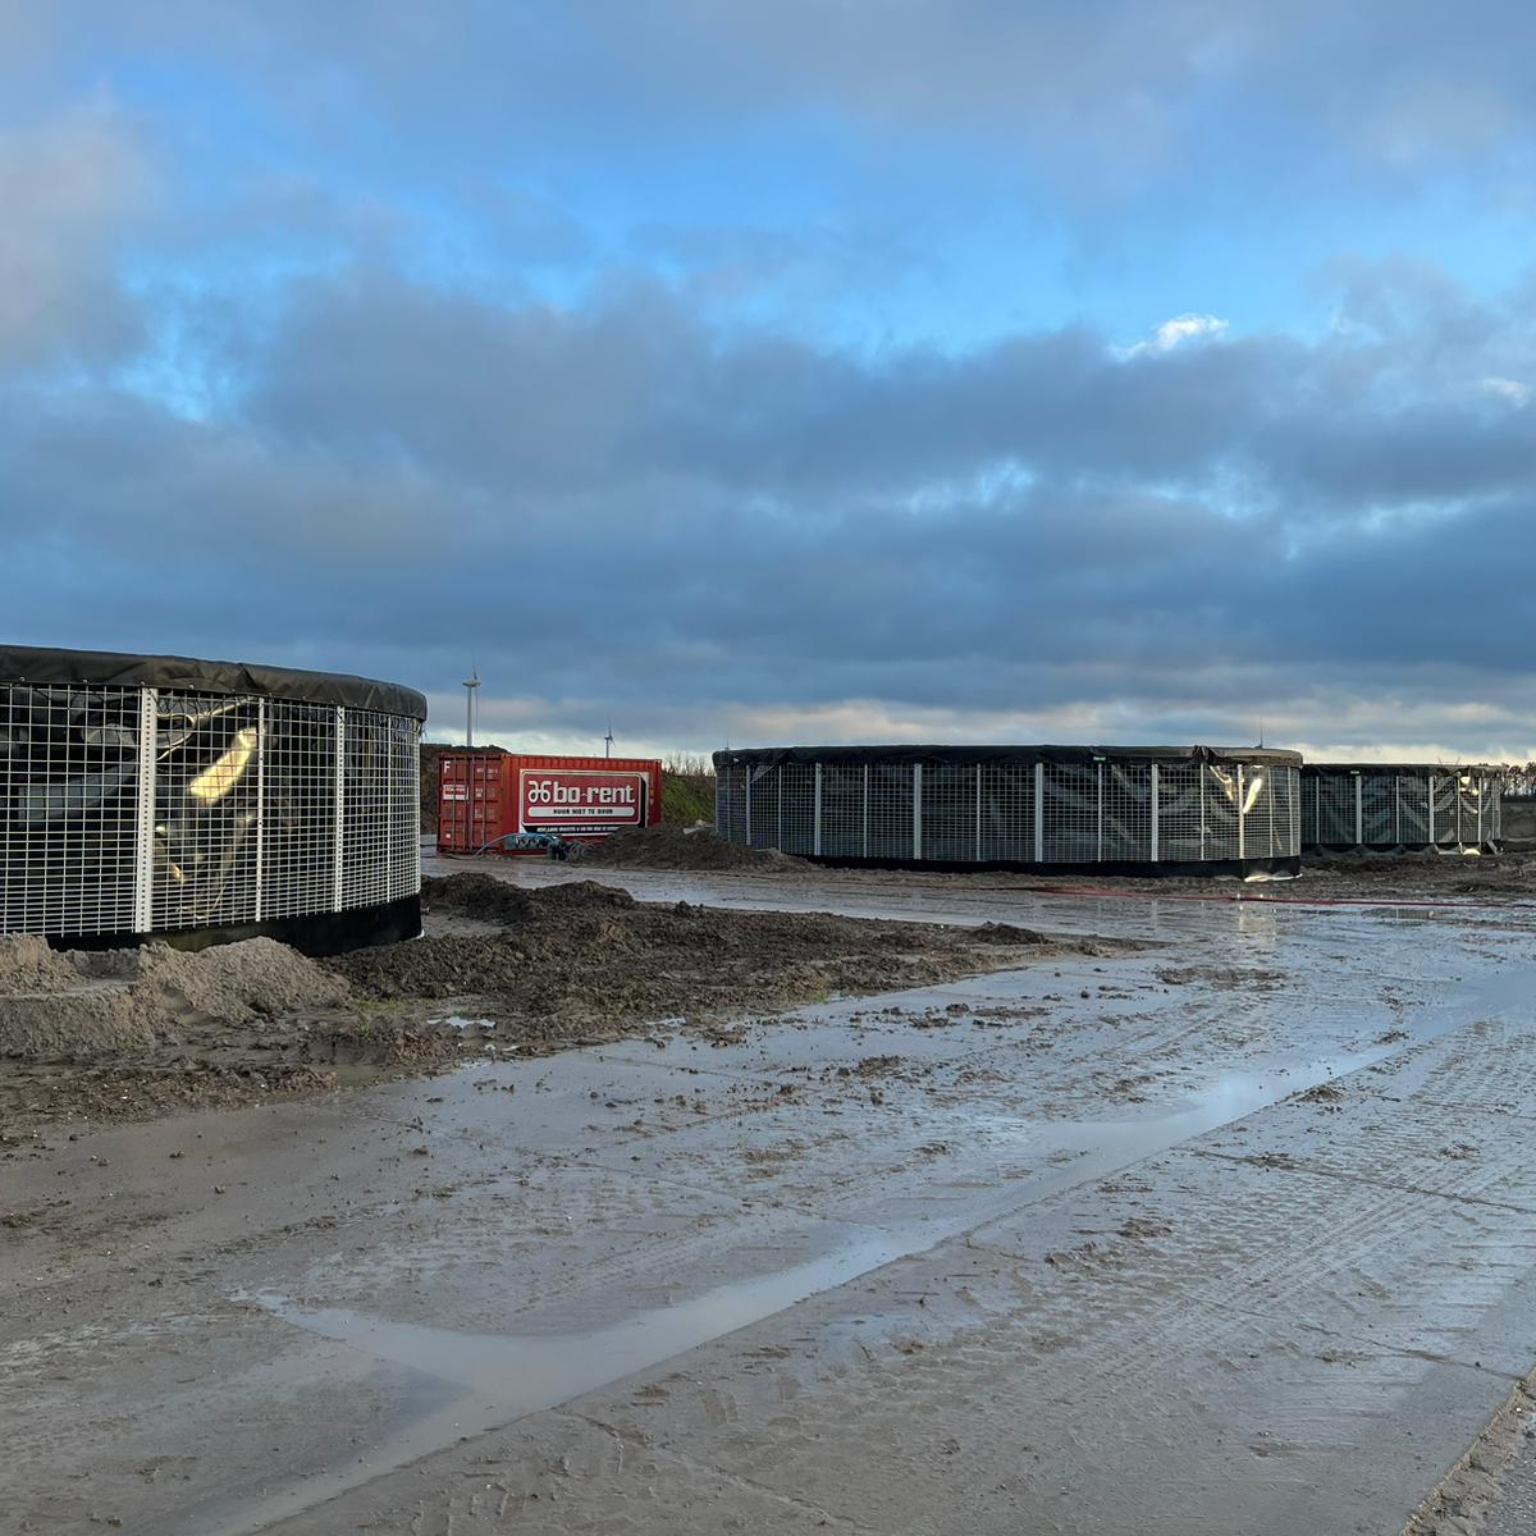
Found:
<box><xmin>0</xmin><ymin>935</ymin><xmax>86</xmax><ymax>993</ymax></box>
<box><xmin>134</xmin><ymin>939</ymin><xmax>350</xmax><ymax>1019</ymax></box>
<box><xmin>581</xmin><ymin>825</ymin><xmax>804</xmax><ymax>871</ymax></box>
<box><xmin>0</xmin><ymin>937</ymin><xmax>351</xmax><ymax>1062</ymax></box>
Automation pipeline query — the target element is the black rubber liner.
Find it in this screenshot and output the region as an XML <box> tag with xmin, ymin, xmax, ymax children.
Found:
<box><xmin>46</xmin><ymin>895</ymin><xmax>422</xmax><ymax>958</ymax></box>
<box><xmin>0</xmin><ymin>644</ymin><xmax>427</xmax><ymax>721</ymax></box>
<box><xmin>1303</xmin><ymin>843</ymin><xmax>1500</xmax><ymax>856</ymax></box>
<box><xmin>718</xmin><ymin>744</ymin><xmax>1302</xmax><ymax>770</ymax></box>
<box><xmin>810</xmin><ymin>855</ymin><xmax>1302</xmax><ymax>879</ymax></box>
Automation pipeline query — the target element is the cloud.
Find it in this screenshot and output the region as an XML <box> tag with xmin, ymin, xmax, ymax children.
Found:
<box><xmin>4</xmin><ymin>10</ymin><xmax>1536</xmax><ymax>759</ymax></box>
<box><xmin>19</xmin><ymin>1</ymin><xmax>1536</xmax><ymax>200</ymax></box>
<box><xmin>1119</xmin><ymin>312</ymin><xmax>1229</xmax><ymax>358</ymax></box>
<box><xmin>1481</xmin><ymin>376</ymin><xmax>1531</xmax><ymax>407</ymax></box>
<box><xmin>4</xmin><ymin>249</ymin><xmax>1536</xmax><ymax>757</ymax></box>
<box><xmin>0</xmin><ymin>109</ymin><xmax>153</xmax><ymax>366</ymax></box>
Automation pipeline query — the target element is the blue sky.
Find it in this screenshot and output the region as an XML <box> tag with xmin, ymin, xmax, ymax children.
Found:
<box><xmin>3</xmin><ymin>2</ymin><xmax>1536</xmax><ymax>759</ymax></box>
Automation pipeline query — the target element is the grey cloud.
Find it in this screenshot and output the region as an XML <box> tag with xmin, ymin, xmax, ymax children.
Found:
<box><xmin>5</xmin><ymin>256</ymin><xmax>1535</xmax><ymax>757</ymax></box>
<box><xmin>22</xmin><ymin>1</ymin><xmax>1536</xmax><ymax>198</ymax></box>
<box><xmin>0</xmin><ymin>111</ymin><xmax>152</xmax><ymax>366</ymax></box>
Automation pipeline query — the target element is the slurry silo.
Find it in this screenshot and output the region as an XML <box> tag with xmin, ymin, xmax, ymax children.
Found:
<box><xmin>715</xmin><ymin>745</ymin><xmax>1302</xmax><ymax>877</ymax></box>
<box><xmin>0</xmin><ymin>646</ymin><xmax>425</xmax><ymax>953</ymax></box>
<box><xmin>1300</xmin><ymin>763</ymin><xmax>1503</xmax><ymax>854</ymax></box>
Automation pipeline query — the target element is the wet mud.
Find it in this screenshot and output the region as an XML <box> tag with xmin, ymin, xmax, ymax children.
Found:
<box><xmin>0</xmin><ymin>873</ymin><xmax>1121</xmax><ymax>1135</ymax></box>
<box><xmin>8</xmin><ymin>860</ymin><xmax>1536</xmax><ymax>1535</ymax></box>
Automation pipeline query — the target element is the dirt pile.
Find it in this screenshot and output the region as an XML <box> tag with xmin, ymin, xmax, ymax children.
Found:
<box><xmin>332</xmin><ymin>870</ymin><xmax>1128</xmax><ymax>1051</ymax></box>
<box><xmin>0</xmin><ymin>937</ymin><xmax>350</xmax><ymax>1062</ymax></box>
<box><xmin>0</xmin><ymin>936</ymin><xmax>86</xmax><ymax>993</ymax></box>
<box><xmin>420</xmin><ymin>872</ymin><xmax>535</xmax><ymax>925</ymax></box>
<box><xmin>2</xmin><ymin>870</ymin><xmax>1135</xmax><ymax>1132</ymax></box>
<box><xmin>1296</xmin><ymin>849</ymin><xmax>1536</xmax><ymax>899</ymax></box>
<box><xmin>580</xmin><ymin>825</ymin><xmax>804</xmax><ymax>872</ymax></box>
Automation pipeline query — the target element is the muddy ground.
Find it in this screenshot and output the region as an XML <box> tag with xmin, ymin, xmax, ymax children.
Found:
<box><xmin>576</xmin><ymin>820</ymin><xmax>1536</xmax><ymax>902</ymax></box>
<box><xmin>7</xmin><ymin>864</ymin><xmax>1536</xmax><ymax>1535</ymax></box>
<box><xmin>0</xmin><ymin>873</ymin><xmax>1127</xmax><ymax>1137</ymax></box>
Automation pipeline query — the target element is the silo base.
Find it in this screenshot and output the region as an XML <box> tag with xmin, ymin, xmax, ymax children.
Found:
<box><xmin>43</xmin><ymin>894</ymin><xmax>422</xmax><ymax>958</ymax></box>
<box><xmin>806</xmin><ymin>855</ymin><xmax>1302</xmax><ymax>880</ymax></box>
<box><xmin>1303</xmin><ymin>843</ymin><xmax>1500</xmax><ymax>857</ymax></box>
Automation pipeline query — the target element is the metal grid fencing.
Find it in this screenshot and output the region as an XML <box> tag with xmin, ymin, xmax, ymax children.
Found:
<box><xmin>1301</xmin><ymin>768</ymin><xmax>1503</xmax><ymax>851</ymax></box>
<box><xmin>0</xmin><ymin>682</ymin><xmax>421</xmax><ymax>940</ymax></box>
<box><xmin>716</xmin><ymin>751</ymin><xmax>1301</xmax><ymax>869</ymax></box>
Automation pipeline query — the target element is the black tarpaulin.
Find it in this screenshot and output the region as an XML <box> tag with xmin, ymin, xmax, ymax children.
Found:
<box><xmin>0</xmin><ymin>645</ymin><xmax>428</xmax><ymax>721</ymax></box>
<box><xmin>714</xmin><ymin>744</ymin><xmax>1302</xmax><ymax>771</ymax></box>
<box><xmin>1300</xmin><ymin>762</ymin><xmax>1503</xmax><ymax>779</ymax></box>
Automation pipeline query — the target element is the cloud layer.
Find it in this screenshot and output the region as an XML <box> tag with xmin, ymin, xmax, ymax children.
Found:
<box><xmin>3</xmin><ymin>5</ymin><xmax>1535</xmax><ymax>760</ymax></box>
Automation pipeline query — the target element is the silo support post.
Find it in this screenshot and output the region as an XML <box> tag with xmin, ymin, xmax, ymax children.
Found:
<box><xmin>1237</xmin><ymin>767</ymin><xmax>1246</xmax><ymax>861</ymax></box>
<box><xmin>912</xmin><ymin>764</ymin><xmax>923</xmax><ymax>861</ymax></box>
<box><xmin>132</xmin><ymin>688</ymin><xmax>158</xmax><ymax>935</ymax></box>
<box><xmin>333</xmin><ymin>707</ymin><xmax>347</xmax><ymax>914</ymax></box>
<box><xmin>974</xmin><ymin>763</ymin><xmax>982</xmax><ymax>862</ymax></box>
<box><xmin>862</xmin><ymin>764</ymin><xmax>869</xmax><ymax>857</ymax></box>
<box><xmin>254</xmin><ymin>698</ymin><xmax>266</xmax><ymax>922</ymax></box>
<box><xmin>1033</xmin><ymin>762</ymin><xmax>1045</xmax><ymax>863</ymax></box>
<box><xmin>813</xmin><ymin>764</ymin><xmax>823</xmax><ymax>857</ymax></box>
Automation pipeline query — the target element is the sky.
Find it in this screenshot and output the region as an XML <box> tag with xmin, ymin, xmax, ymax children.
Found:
<box><xmin>3</xmin><ymin>2</ymin><xmax>1536</xmax><ymax>761</ymax></box>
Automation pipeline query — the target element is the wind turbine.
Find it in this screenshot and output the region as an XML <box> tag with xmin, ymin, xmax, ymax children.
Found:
<box><xmin>604</xmin><ymin>717</ymin><xmax>615</xmax><ymax>759</ymax></box>
<box><xmin>462</xmin><ymin>665</ymin><xmax>481</xmax><ymax>748</ymax></box>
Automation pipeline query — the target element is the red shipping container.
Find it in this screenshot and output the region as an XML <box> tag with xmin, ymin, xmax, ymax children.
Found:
<box><xmin>437</xmin><ymin>752</ymin><xmax>662</xmax><ymax>854</ymax></box>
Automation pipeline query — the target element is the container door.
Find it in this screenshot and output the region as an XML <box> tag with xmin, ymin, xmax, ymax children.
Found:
<box><xmin>438</xmin><ymin>754</ymin><xmax>506</xmax><ymax>852</ymax></box>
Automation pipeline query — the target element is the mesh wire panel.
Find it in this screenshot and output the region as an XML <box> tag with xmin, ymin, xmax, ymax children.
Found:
<box><xmin>0</xmin><ymin>684</ymin><xmax>141</xmax><ymax>936</ymax></box>
<box><xmin>777</xmin><ymin>763</ymin><xmax>816</xmax><ymax>854</ymax></box>
<box><xmin>1430</xmin><ymin>775</ymin><xmax>1455</xmax><ymax>847</ymax></box>
<box><xmin>260</xmin><ymin>700</ymin><xmax>337</xmax><ymax>921</ymax></box>
<box><xmin>718</xmin><ymin>752</ymin><xmax>1300</xmax><ymax>869</ymax></box>
<box><xmin>1157</xmin><ymin>761</ymin><xmax>1205</xmax><ymax>862</ymax></box>
<box><xmin>1203</xmin><ymin>765</ymin><xmax>1242</xmax><ymax>861</ymax></box>
<box><xmin>867</xmin><ymin>764</ymin><xmax>914</xmax><ymax>859</ymax></box>
<box><xmin>818</xmin><ymin>762</ymin><xmax>865</xmax><ymax>856</ymax></box>
<box><xmin>1240</xmin><ymin>762</ymin><xmax>1280</xmax><ymax>859</ymax></box>
<box><xmin>343</xmin><ymin>710</ymin><xmax>395</xmax><ymax>911</ymax></box>
<box><xmin>1268</xmin><ymin>764</ymin><xmax>1298</xmax><ymax>859</ymax></box>
<box><xmin>1</xmin><ymin>681</ymin><xmax>420</xmax><ymax>933</ymax></box>
<box><xmin>1457</xmin><ymin>774</ymin><xmax>1485</xmax><ymax>847</ymax></box>
<box><xmin>388</xmin><ymin>715</ymin><xmax>421</xmax><ymax>903</ymax></box>
<box><xmin>1</xmin><ymin>680</ymin><xmax>420</xmax><ymax>940</ymax></box>
<box><xmin>921</xmin><ymin>761</ymin><xmax>977</xmax><ymax>862</ymax></box>
<box><xmin>1397</xmin><ymin>776</ymin><xmax>1430</xmax><ymax>844</ymax></box>
<box><xmin>1313</xmin><ymin>774</ymin><xmax>1358</xmax><ymax>845</ymax></box>
<box><xmin>1301</xmin><ymin>768</ymin><xmax>1503</xmax><ymax>849</ymax></box>
<box><xmin>746</xmin><ymin>762</ymin><xmax>778</xmax><ymax>849</ymax></box>
<box><xmin>1103</xmin><ymin>761</ymin><xmax>1152</xmax><ymax>861</ymax></box>
<box><xmin>715</xmin><ymin>760</ymin><xmax>746</xmax><ymax>842</ymax></box>
<box><xmin>151</xmin><ymin>691</ymin><xmax>262</xmax><ymax>930</ymax></box>
<box><xmin>1360</xmin><ymin>773</ymin><xmax>1395</xmax><ymax>846</ymax></box>
<box><xmin>979</xmin><ymin>763</ymin><xmax>1035</xmax><ymax>862</ymax></box>
<box><xmin>1041</xmin><ymin>763</ymin><xmax>1098</xmax><ymax>862</ymax></box>
<box><xmin>1300</xmin><ymin>775</ymin><xmax>1318</xmax><ymax>846</ymax></box>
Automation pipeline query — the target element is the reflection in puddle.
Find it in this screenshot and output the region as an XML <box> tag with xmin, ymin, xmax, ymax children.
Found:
<box><xmin>214</xmin><ymin>1047</ymin><xmax>1388</xmax><ymax>1535</ymax></box>
<box><xmin>218</xmin><ymin>1239</ymin><xmax>905</xmax><ymax>1535</ymax></box>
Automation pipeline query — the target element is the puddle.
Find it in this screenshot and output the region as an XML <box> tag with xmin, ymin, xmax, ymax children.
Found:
<box><xmin>215</xmin><ymin>1238</ymin><xmax>907</xmax><ymax>1534</ymax></box>
<box><xmin>208</xmin><ymin>1045</ymin><xmax>1396</xmax><ymax>1536</ymax></box>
